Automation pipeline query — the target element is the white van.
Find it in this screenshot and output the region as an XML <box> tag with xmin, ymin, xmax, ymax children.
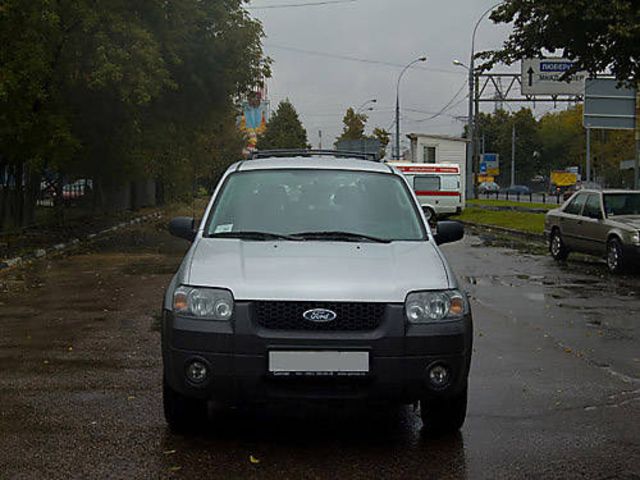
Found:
<box><xmin>388</xmin><ymin>163</ymin><xmax>463</xmax><ymax>220</ymax></box>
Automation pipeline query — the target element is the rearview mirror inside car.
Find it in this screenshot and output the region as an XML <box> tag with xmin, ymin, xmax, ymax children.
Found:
<box><xmin>434</xmin><ymin>221</ymin><xmax>464</xmax><ymax>245</ymax></box>
<box><xmin>169</xmin><ymin>217</ymin><xmax>196</xmax><ymax>241</ymax></box>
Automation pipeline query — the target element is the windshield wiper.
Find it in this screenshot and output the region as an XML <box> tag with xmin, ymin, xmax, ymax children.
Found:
<box><xmin>208</xmin><ymin>231</ymin><xmax>302</xmax><ymax>241</ymax></box>
<box><xmin>290</xmin><ymin>231</ymin><xmax>391</xmax><ymax>243</ymax></box>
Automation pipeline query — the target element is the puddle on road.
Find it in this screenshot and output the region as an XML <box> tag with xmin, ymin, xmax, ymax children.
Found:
<box><xmin>525</xmin><ymin>292</ymin><xmax>545</xmax><ymax>302</ymax></box>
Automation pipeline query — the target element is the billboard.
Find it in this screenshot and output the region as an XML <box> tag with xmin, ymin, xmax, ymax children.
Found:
<box><xmin>238</xmin><ymin>91</ymin><xmax>269</xmax><ymax>157</ymax></box>
<box><xmin>480</xmin><ymin>153</ymin><xmax>500</xmax><ymax>176</ymax></box>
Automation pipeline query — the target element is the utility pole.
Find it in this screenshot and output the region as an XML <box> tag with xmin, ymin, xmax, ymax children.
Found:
<box><xmin>586</xmin><ymin>127</ymin><xmax>592</xmax><ymax>183</ymax></box>
<box><xmin>635</xmin><ymin>89</ymin><xmax>640</xmax><ymax>189</ymax></box>
<box><xmin>318</xmin><ymin>130</ymin><xmax>322</xmax><ymax>149</ymax></box>
<box><xmin>511</xmin><ymin>124</ymin><xmax>516</xmax><ymax>187</ymax></box>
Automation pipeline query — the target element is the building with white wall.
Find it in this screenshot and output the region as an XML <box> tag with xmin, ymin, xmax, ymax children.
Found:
<box><xmin>407</xmin><ymin>134</ymin><xmax>468</xmax><ymax>166</ymax></box>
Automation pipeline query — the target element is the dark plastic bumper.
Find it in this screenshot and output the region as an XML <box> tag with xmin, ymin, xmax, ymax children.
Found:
<box><xmin>162</xmin><ymin>303</ymin><xmax>473</xmax><ymax>405</ymax></box>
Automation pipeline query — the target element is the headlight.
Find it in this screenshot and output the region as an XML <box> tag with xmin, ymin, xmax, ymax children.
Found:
<box><xmin>173</xmin><ymin>286</ymin><xmax>234</xmax><ymax>320</ymax></box>
<box><xmin>405</xmin><ymin>290</ymin><xmax>468</xmax><ymax>323</ymax></box>
<box><xmin>632</xmin><ymin>231</ymin><xmax>640</xmax><ymax>245</ymax></box>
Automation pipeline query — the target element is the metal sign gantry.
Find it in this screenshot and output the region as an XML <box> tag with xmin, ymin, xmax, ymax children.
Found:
<box><xmin>475</xmin><ymin>73</ymin><xmax>583</xmax><ymax>105</ymax></box>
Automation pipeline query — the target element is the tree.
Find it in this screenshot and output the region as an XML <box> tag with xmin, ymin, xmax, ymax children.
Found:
<box><xmin>372</xmin><ymin>128</ymin><xmax>391</xmax><ymax>159</ymax></box>
<box><xmin>0</xmin><ymin>0</ymin><xmax>269</xmax><ymax>228</ymax></box>
<box><xmin>484</xmin><ymin>0</ymin><xmax>640</xmax><ymax>84</ymax></box>
<box><xmin>474</xmin><ymin>108</ymin><xmax>541</xmax><ymax>185</ymax></box>
<box><xmin>538</xmin><ymin>106</ymin><xmax>586</xmax><ymax>173</ymax></box>
<box><xmin>257</xmin><ymin>100</ymin><xmax>308</xmax><ymax>150</ymax></box>
<box><xmin>474</xmin><ymin>105</ymin><xmax>634</xmax><ymax>188</ymax></box>
<box><xmin>336</xmin><ymin>108</ymin><xmax>367</xmax><ymax>141</ymax></box>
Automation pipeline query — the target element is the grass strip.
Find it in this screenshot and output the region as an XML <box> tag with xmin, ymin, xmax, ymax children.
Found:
<box><xmin>467</xmin><ymin>199</ymin><xmax>557</xmax><ymax>211</ymax></box>
<box><xmin>453</xmin><ymin>207</ymin><xmax>546</xmax><ymax>234</ymax></box>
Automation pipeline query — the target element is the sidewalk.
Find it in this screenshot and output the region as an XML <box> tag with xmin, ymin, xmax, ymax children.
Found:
<box><xmin>0</xmin><ymin>209</ymin><xmax>163</xmax><ymax>270</ymax></box>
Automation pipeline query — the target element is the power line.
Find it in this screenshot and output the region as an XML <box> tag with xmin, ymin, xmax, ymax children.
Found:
<box><xmin>410</xmin><ymin>81</ymin><xmax>468</xmax><ymax>123</ymax></box>
<box><xmin>264</xmin><ymin>44</ymin><xmax>463</xmax><ymax>76</ymax></box>
<box><xmin>247</xmin><ymin>0</ymin><xmax>357</xmax><ymax>9</ymax></box>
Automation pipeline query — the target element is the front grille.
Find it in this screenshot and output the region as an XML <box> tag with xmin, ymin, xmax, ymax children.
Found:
<box><xmin>253</xmin><ymin>301</ymin><xmax>385</xmax><ymax>331</ymax></box>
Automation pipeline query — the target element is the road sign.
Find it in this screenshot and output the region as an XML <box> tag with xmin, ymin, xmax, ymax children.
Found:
<box><xmin>480</xmin><ymin>153</ymin><xmax>499</xmax><ymax>176</ymax></box>
<box><xmin>583</xmin><ymin>78</ymin><xmax>636</xmax><ymax>130</ymax></box>
<box><xmin>521</xmin><ymin>58</ymin><xmax>587</xmax><ymax>96</ymax></box>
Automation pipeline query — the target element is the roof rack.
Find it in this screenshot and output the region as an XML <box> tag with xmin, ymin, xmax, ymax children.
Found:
<box><xmin>248</xmin><ymin>149</ymin><xmax>381</xmax><ymax>162</ymax></box>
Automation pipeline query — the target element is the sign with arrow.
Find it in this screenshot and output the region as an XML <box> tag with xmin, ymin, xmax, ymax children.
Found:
<box><xmin>521</xmin><ymin>58</ymin><xmax>587</xmax><ymax>96</ymax></box>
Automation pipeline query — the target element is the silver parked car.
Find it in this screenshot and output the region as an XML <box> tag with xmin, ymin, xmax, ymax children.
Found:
<box><xmin>162</xmin><ymin>150</ymin><xmax>472</xmax><ymax>435</ymax></box>
<box><xmin>545</xmin><ymin>189</ymin><xmax>640</xmax><ymax>273</ymax></box>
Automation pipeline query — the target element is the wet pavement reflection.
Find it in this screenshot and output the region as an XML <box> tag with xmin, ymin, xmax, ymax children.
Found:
<box><xmin>1</xmin><ymin>224</ymin><xmax>639</xmax><ymax>478</ymax></box>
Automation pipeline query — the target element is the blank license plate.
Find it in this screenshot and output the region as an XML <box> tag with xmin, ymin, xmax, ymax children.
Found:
<box><xmin>268</xmin><ymin>351</ymin><xmax>369</xmax><ymax>376</ymax></box>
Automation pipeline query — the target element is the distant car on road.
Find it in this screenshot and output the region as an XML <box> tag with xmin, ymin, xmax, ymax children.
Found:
<box><xmin>478</xmin><ymin>181</ymin><xmax>500</xmax><ymax>193</ymax></box>
<box><xmin>545</xmin><ymin>189</ymin><xmax>640</xmax><ymax>273</ymax></box>
<box><xmin>501</xmin><ymin>185</ymin><xmax>531</xmax><ymax>195</ymax></box>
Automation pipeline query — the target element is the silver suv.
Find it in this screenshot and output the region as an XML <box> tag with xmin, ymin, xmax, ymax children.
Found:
<box><xmin>162</xmin><ymin>151</ymin><xmax>472</xmax><ymax>435</ymax></box>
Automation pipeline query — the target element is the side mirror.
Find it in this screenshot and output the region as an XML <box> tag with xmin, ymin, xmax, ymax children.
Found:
<box><xmin>434</xmin><ymin>221</ymin><xmax>464</xmax><ymax>245</ymax></box>
<box><xmin>169</xmin><ymin>217</ymin><xmax>196</xmax><ymax>241</ymax></box>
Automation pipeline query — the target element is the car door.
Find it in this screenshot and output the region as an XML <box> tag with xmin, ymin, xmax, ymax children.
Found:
<box><xmin>579</xmin><ymin>193</ymin><xmax>608</xmax><ymax>255</ymax></box>
<box><xmin>560</xmin><ymin>193</ymin><xmax>588</xmax><ymax>250</ymax></box>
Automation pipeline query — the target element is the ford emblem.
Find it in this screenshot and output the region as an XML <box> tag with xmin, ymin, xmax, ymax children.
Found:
<box><xmin>303</xmin><ymin>308</ymin><xmax>337</xmax><ymax>323</ymax></box>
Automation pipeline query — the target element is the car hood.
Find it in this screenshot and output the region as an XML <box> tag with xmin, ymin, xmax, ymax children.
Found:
<box><xmin>184</xmin><ymin>239</ymin><xmax>452</xmax><ymax>302</ymax></box>
<box><xmin>608</xmin><ymin>215</ymin><xmax>640</xmax><ymax>229</ymax></box>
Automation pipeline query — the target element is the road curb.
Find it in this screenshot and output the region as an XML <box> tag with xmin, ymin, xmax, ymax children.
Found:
<box><xmin>0</xmin><ymin>212</ymin><xmax>163</xmax><ymax>272</ymax></box>
<box><xmin>469</xmin><ymin>204</ymin><xmax>551</xmax><ymax>214</ymax></box>
<box><xmin>458</xmin><ymin>220</ymin><xmax>546</xmax><ymax>243</ymax></box>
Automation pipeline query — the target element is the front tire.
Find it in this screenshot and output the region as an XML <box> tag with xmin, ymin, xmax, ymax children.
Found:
<box><xmin>550</xmin><ymin>229</ymin><xmax>569</xmax><ymax>261</ymax></box>
<box><xmin>420</xmin><ymin>386</ymin><xmax>467</xmax><ymax>436</ymax></box>
<box><xmin>606</xmin><ymin>237</ymin><xmax>625</xmax><ymax>274</ymax></box>
<box><xmin>163</xmin><ymin>378</ymin><xmax>208</xmax><ymax>433</ymax></box>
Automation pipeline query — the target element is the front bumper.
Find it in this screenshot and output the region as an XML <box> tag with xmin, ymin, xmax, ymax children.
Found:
<box><xmin>162</xmin><ymin>304</ymin><xmax>473</xmax><ymax>405</ymax></box>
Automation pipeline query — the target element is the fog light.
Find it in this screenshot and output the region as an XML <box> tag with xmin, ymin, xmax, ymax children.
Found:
<box><xmin>428</xmin><ymin>364</ymin><xmax>450</xmax><ymax>388</ymax></box>
<box><xmin>186</xmin><ymin>360</ymin><xmax>208</xmax><ymax>384</ymax></box>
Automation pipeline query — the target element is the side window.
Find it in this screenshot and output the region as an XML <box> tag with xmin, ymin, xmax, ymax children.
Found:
<box><xmin>414</xmin><ymin>175</ymin><xmax>441</xmax><ymax>192</ymax></box>
<box><xmin>422</xmin><ymin>146</ymin><xmax>436</xmax><ymax>163</ymax></box>
<box><xmin>441</xmin><ymin>176</ymin><xmax>459</xmax><ymax>191</ymax></box>
<box><xmin>564</xmin><ymin>193</ymin><xmax>587</xmax><ymax>215</ymax></box>
<box><xmin>583</xmin><ymin>194</ymin><xmax>603</xmax><ymax>219</ymax></box>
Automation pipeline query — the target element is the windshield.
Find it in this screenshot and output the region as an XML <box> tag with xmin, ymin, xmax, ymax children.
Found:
<box><xmin>205</xmin><ymin>169</ymin><xmax>426</xmax><ymax>241</ymax></box>
<box><xmin>603</xmin><ymin>193</ymin><xmax>640</xmax><ymax>216</ymax></box>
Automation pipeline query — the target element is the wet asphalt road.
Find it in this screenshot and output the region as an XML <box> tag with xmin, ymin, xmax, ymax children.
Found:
<box><xmin>1</xmin><ymin>223</ymin><xmax>639</xmax><ymax>479</ymax></box>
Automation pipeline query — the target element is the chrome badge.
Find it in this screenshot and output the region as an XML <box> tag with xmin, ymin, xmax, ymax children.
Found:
<box><xmin>303</xmin><ymin>308</ymin><xmax>337</xmax><ymax>323</ymax></box>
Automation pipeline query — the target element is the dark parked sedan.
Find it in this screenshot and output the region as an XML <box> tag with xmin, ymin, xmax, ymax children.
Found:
<box><xmin>544</xmin><ymin>189</ymin><xmax>640</xmax><ymax>273</ymax></box>
<box><xmin>501</xmin><ymin>185</ymin><xmax>531</xmax><ymax>195</ymax></box>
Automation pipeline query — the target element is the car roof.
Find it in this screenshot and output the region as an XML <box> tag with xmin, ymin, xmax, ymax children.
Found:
<box><xmin>232</xmin><ymin>156</ymin><xmax>393</xmax><ymax>174</ymax></box>
<box><xmin>577</xmin><ymin>189</ymin><xmax>640</xmax><ymax>195</ymax></box>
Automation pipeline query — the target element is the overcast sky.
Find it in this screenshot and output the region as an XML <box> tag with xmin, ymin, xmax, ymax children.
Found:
<box><xmin>248</xmin><ymin>0</ymin><xmax>516</xmax><ymax>151</ymax></box>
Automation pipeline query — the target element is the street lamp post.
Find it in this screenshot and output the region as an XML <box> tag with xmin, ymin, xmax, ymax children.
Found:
<box><xmin>455</xmin><ymin>2</ymin><xmax>503</xmax><ymax>199</ymax></box>
<box><xmin>395</xmin><ymin>57</ymin><xmax>427</xmax><ymax>160</ymax></box>
<box><xmin>356</xmin><ymin>98</ymin><xmax>377</xmax><ymax>115</ymax></box>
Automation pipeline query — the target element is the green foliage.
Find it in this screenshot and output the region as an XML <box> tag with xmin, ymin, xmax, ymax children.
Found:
<box><xmin>335</xmin><ymin>108</ymin><xmax>390</xmax><ymax>158</ymax></box>
<box><xmin>485</xmin><ymin>0</ymin><xmax>640</xmax><ymax>85</ymax></box>
<box><xmin>372</xmin><ymin>128</ymin><xmax>391</xmax><ymax>159</ymax></box>
<box><xmin>337</xmin><ymin>108</ymin><xmax>368</xmax><ymax>141</ymax></box>
<box><xmin>257</xmin><ymin>100</ymin><xmax>308</xmax><ymax>150</ymax></box>
<box><xmin>474</xmin><ymin>106</ymin><xmax>635</xmax><ymax>187</ymax></box>
<box><xmin>0</xmin><ymin>0</ymin><xmax>269</xmax><ymax>226</ymax></box>
<box><xmin>475</xmin><ymin>108</ymin><xmax>540</xmax><ymax>185</ymax></box>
